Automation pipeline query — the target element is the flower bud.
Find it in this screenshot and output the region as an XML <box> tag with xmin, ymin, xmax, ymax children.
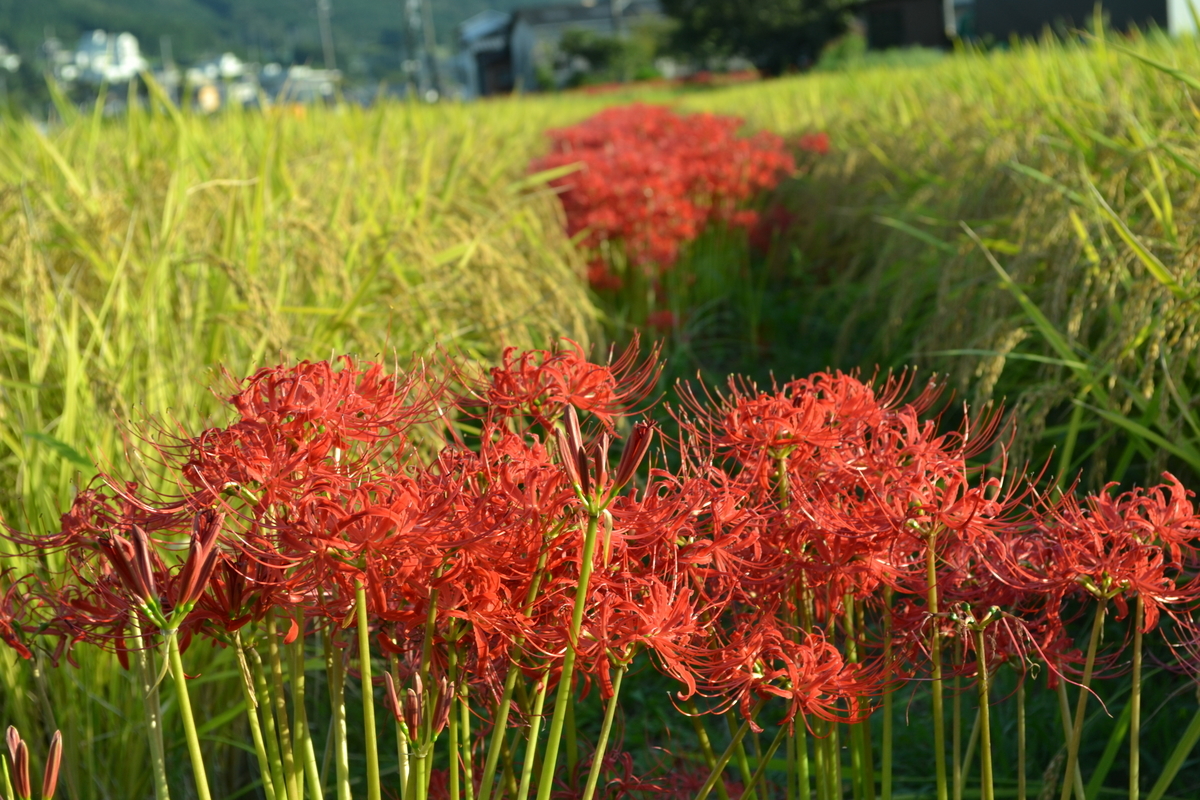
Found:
<box><xmin>383</xmin><ymin>672</ymin><xmax>404</xmax><ymax>724</ymax></box>
<box><xmin>593</xmin><ymin>432</ymin><xmax>610</xmax><ymax>490</ymax></box>
<box><xmin>614</xmin><ymin>421</ymin><xmax>657</xmax><ymax>490</ymax></box>
<box><xmin>12</xmin><ymin>739</ymin><xmax>29</xmax><ymax>800</ymax></box>
<box><xmin>43</xmin><ymin>731</ymin><xmax>62</xmax><ymax>799</ymax></box>
<box><xmin>404</xmin><ymin>688</ymin><xmax>422</xmax><ymax>735</ymax></box>
<box><xmin>432</xmin><ymin>676</ymin><xmax>453</xmax><ymax>735</ymax></box>
<box><xmin>177</xmin><ymin>511</ymin><xmax>224</xmax><ymax>609</ymax></box>
<box><xmin>129</xmin><ymin>525</ymin><xmax>157</xmax><ymax>602</ymax></box>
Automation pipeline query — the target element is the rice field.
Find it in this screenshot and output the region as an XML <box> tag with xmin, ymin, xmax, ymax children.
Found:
<box><xmin>5</xmin><ymin>25</ymin><xmax>1200</xmax><ymax>800</ymax></box>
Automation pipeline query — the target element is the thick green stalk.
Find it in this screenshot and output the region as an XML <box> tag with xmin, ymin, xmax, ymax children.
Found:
<box><xmin>925</xmin><ymin>529</ymin><xmax>948</xmax><ymax>800</ymax></box>
<box><xmin>478</xmin><ymin>662</ymin><xmax>523</xmax><ymax>800</ymax></box>
<box><xmin>953</xmin><ymin>666</ymin><xmax>962</xmax><ymax>800</ymax></box>
<box><xmin>1060</xmin><ymin>600</ymin><xmax>1107</xmax><ymax>800</ymax></box>
<box><xmin>266</xmin><ymin>612</ymin><xmax>300</xmax><ymax>800</ymax></box>
<box><xmin>291</xmin><ymin>623</ymin><xmax>323</xmax><ymax>800</ymax></box>
<box><xmin>167</xmin><ymin>633</ymin><xmax>213</xmax><ymax>800</ymax></box>
<box><xmin>448</xmin><ymin>644</ymin><xmax>461</xmax><ymax>800</ymax></box>
<box><xmin>479</xmin><ymin>544</ymin><xmax>552</xmax><ymax>800</ymax></box>
<box><xmin>1130</xmin><ymin>597</ymin><xmax>1143</xmax><ymax>800</ymax></box>
<box><xmin>130</xmin><ymin>619</ymin><xmax>171</xmax><ymax>800</ymax></box>
<box><xmin>533</xmin><ymin>512</ymin><xmax>602</xmax><ymax>800</ymax></box>
<box><xmin>687</xmin><ymin>704</ymin><xmax>732</xmax><ymax>800</ymax></box>
<box><xmin>327</xmin><ymin>628</ymin><xmax>351</xmax><ymax>800</ymax></box>
<box><xmin>1017</xmin><ymin>675</ymin><xmax>1026</xmax><ymax>800</ymax></box>
<box><xmin>236</xmin><ymin>633</ymin><xmax>277</xmax><ymax>800</ymax></box>
<box><xmin>1055</xmin><ymin>678</ymin><xmax>1086</xmax><ymax>800</ymax></box>
<box><xmin>831</xmin><ymin>720</ymin><xmax>843</xmax><ymax>800</ymax></box>
<box><xmin>390</xmin><ymin>657</ymin><xmax>410</xmax><ymax>800</ymax></box>
<box><xmin>356</xmin><ymin>580</ymin><xmax>383</xmax><ymax>800</ymax></box>
<box><xmin>516</xmin><ymin>675</ymin><xmax>551</xmax><ymax>800</ymax></box>
<box><xmin>796</xmin><ymin>722</ymin><xmax>811</xmax><ymax>800</ymax></box>
<box><xmin>812</xmin><ymin>721</ymin><xmax>828</xmax><ymax>800</ymax></box>
<box><xmin>694</xmin><ymin>700</ymin><xmax>766</xmax><ymax>800</ymax></box>
<box><xmin>745</xmin><ymin>724</ymin><xmax>789</xmax><ymax>799</ymax></box>
<box><xmin>727</xmin><ymin>713</ymin><xmax>758</xmax><ymax>800</ymax></box>
<box><xmin>460</xmin><ymin>670</ymin><xmax>475</xmax><ymax>800</ymax></box>
<box><xmin>882</xmin><ymin>589</ymin><xmax>894</xmax><ymax>800</ymax></box>
<box><xmin>973</xmin><ymin>629</ymin><xmax>993</xmax><ymax>800</ymax></box>
<box><xmin>251</xmin><ymin>647</ymin><xmax>290</xmax><ymax>800</ymax></box>
<box><xmin>580</xmin><ymin>661</ymin><xmax>627</xmax><ymax>800</ymax></box>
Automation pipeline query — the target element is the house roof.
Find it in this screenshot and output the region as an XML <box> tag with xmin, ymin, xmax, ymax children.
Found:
<box><xmin>459</xmin><ymin>9</ymin><xmax>513</xmax><ymax>43</ymax></box>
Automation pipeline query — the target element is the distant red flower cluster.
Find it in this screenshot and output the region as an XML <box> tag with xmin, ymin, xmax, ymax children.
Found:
<box><xmin>533</xmin><ymin>104</ymin><xmax>796</xmax><ymax>287</ymax></box>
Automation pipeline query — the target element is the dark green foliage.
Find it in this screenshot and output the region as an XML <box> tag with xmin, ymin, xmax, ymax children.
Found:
<box><xmin>658</xmin><ymin>0</ymin><xmax>851</xmax><ymax>74</ymax></box>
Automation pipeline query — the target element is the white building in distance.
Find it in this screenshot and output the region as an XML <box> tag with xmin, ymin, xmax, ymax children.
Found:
<box><xmin>63</xmin><ymin>30</ymin><xmax>148</xmax><ymax>84</ymax></box>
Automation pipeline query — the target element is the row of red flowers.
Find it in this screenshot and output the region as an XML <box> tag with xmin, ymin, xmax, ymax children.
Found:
<box><xmin>3</xmin><ymin>343</ymin><xmax>1199</xmax><ymax>799</ymax></box>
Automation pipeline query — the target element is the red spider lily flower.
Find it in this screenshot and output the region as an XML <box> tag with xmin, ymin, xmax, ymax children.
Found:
<box><xmin>478</xmin><ymin>339</ymin><xmax>660</xmax><ymax>432</ymax></box>
<box><xmin>534</xmin><ymin>104</ymin><xmax>795</xmax><ymax>277</ymax></box>
<box><xmin>795</xmin><ymin>132</ymin><xmax>832</xmax><ymax>155</ymax></box>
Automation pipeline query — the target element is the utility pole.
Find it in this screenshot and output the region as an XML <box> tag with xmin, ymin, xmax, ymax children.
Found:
<box><xmin>404</xmin><ymin>0</ymin><xmax>423</xmax><ymax>96</ymax></box>
<box><xmin>317</xmin><ymin>0</ymin><xmax>338</xmax><ymax>70</ymax></box>
<box><xmin>420</xmin><ymin>0</ymin><xmax>441</xmax><ymax>97</ymax></box>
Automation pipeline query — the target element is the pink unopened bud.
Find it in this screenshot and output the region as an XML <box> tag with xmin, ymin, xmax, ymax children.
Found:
<box><xmin>12</xmin><ymin>739</ymin><xmax>29</xmax><ymax>800</ymax></box>
<box><xmin>404</xmin><ymin>688</ymin><xmax>422</xmax><ymax>735</ymax></box>
<box><xmin>593</xmin><ymin>432</ymin><xmax>610</xmax><ymax>490</ymax></box>
<box><xmin>42</xmin><ymin>731</ymin><xmax>62</xmax><ymax>799</ymax></box>
<box><xmin>177</xmin><ymin>511</ymin><xmax>224</xmax><ymax>609</ymax></box>
<box><xmin>129</xmin><ymin>525</ymin><xmax>157</xmax><ymax>602</ymax></box>
<box><xmin>383</xmin><ymin>672</ymin><xmax>403</xmax><ymax>725</ymax></box>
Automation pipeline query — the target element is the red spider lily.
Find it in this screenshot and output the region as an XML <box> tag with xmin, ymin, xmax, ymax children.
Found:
<box><xmin>476</xmin><ymin>339</ymin><xmax>660</xmax><ymax>432</ymax></box>
<box><xmin>533</xmin><ymin>104</ymin><xmax>796</xmax><ymax>281</ymax></box>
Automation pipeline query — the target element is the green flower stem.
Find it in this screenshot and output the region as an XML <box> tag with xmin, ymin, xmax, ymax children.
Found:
<box><xmin>812</xmin><ymin>720</ymin><xmax>828</xmax><ymax>800</ymax></box>
<box><xmin>1054</xmin><ymin>678</ymin><xmax>1086</xmax><ymax>800</ymax></box>
<box><xmin>694</xmin><ymin>699</ymin><xmax>766</xmax><ymax>800</ymax></box>
<box><xmin>327</xmin><ymin>628</ymin><xmax>351</xmax><ymax>800</ymax></box>
<box><xmin>831</xmin><ymin>720</ymin><xmax>843</xmax><ymax>800</ymax></box>
<box><xmin>390</xmin><ymin>657</ymin><xmax>410</xmax><ymax>800</ymax></box>
<box><xmin>1060</xmin><ymin>599</ymin><xmax>1107</xmax><ymax>800</ymax></box>
<box><xmin>727</xmin><ymin>713</ymin><xmax>758</xmax><ymax>800</ymax></box>
<box><xmin>516</xmin><ymin>674</ymin><xmax>551</xmax><ymax>800</ymax></box>
<box><xmin>355</xmin><ymin>580</ymin><xmax>383</xmax><ymax>800</ymax></box>
<box><xmin>448</xmin><ymin>643</ymin><xmax>461</xmax><ymax>800</ymax></box>
<box><xmin>1131</xmin><ymin>596</ymin><xmax>1143</xmax><ymax>800</ymax></box>
<box><xmin>745</xmin><ymin>723</ymin><xmax>789</xmax><ymax>799</ymax></box>
<box><xmin>460</xmin><ymin>668</ymin><xmax>475</xmax><ymax>800</ymax></box>
<box><xmin>687</xmin><ymin>704</ymin><xmax>732</xmax><ymax>800</ymax></box>
<box><xmin>973</xmin><ymin>628</ymin><xmax>993</xmax><ymax>800</ymax></box>
<box><xmin>882</xmin><ymin>588</ymin><xmax>894</xmax><ymax>800</ymax></box>
<box><xmin>580</xmin><ymin>660</ymin><xmax>628</xmax><ymax>800</ymax></box>
<box><xmin>533</xmin><ymin>512</ymin><xmax>602</xmax><ymax>800</ymax></box>
<box><xmin>796</xmin><ymin>721</ymin><xmax>811</xmax><ymax>800</ymax></box>
<box><xmin>291</xmin><ymin>623</ymin><xmax>323</xmax><ymax>800</ymax></box>
<box><xmin>266</xmin><ymin>611</ymin><xmax>300</xmax><ymax>800</ymax></box>
<box><xmin>479</xmin><ymin>543</ymin><xmax>552</xmax><ymax>800</ymax></box>
<box><xmin>167</xmin><ymin>632</ymin><xmax>213</xmax><ymax>800</ymax></box>
<box><xmin>478</xmin><ymin>663</ymin><xmax>523</xmax><ymax>800</ymax></box>
<box><xmin>925</xmin><ymin>528</ymin><xmax>948</xmax><ymax>800</ymax></box>
<box><xmin>235</xmin><ymin>632</ymin><xmax>277</xmax><ymax>800</ymax></box>
<box><xmin>130</xmin><ymin>618</ymin><xmax>172</xmax><ymax>800</ymax></box>
<box><xmin>251</xmin><ymin>646</ymin><xmax>290</xmax><ymax>800</ymax></box>
<box><xmin>1017</xmin><ymin>673</ymin><xmax>1026</xmax><ymax>800</ymax></box>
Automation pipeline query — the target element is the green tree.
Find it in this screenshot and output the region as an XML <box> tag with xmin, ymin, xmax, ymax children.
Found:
<box><xmin>659</xmin><ymin>0</ymin><xmax>849</xmax><ymax>75</ymax></box>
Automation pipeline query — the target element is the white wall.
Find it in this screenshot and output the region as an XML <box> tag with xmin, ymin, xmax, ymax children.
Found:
<box><xmin>1171</xmin><ymin>0</ymin><xmax>1200</xmax><ymax>34</ymax></box>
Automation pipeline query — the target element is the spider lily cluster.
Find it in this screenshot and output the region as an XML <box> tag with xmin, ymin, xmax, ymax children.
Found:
<box><xmin>532</xmin><ymin>105</ymin><xmax>801</xmax><ymax>293</ymax></box>
<box><xmin>4</xmin><ymin>343</ymin><xmax>1200</xmax><ymax>800</ymax></box>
